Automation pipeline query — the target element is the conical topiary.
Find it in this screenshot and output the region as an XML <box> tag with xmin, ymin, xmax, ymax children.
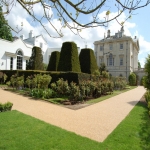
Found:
<box><xmin>57</xmin><ymin>42</ymin><xmax>81</xmax><ymax>72</ymax></box>
<box><xmin>26</xmin><ymin>46</ymin><xmax>43</xmax><ymax>70</ymax></box>
<box><xmin>79</xmin><ymin>48</ymin><xmax>98</xmax><ymax>74</ymax></box>
<box><xmin>47</xmin><ymin>51</ymin><xmax>60</xmax><ymax>71</ymax></box>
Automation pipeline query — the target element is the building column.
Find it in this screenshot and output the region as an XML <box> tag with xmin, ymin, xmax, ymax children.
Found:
<box><xmin>6</xmin><ymin>56</ymin><xmax>10</xmax><ymax>70</ymax></box>
<box><xmin>13</xmin><ymin>57</ymin><xmax>17</xmax><ymax>70</ymax></box>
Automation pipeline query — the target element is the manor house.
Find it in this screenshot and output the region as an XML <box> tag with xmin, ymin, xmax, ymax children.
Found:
<box><xmin>94</xmin><ymin>27</ymin><xmax>139</xmax><ymax>79</ymax></box>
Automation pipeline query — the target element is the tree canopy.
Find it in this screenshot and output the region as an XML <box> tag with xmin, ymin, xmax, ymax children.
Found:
<box><xmin>0</xmin><ymin>0</ymin><xmax>150</xmax><ymax>38</ymax></box>
<box><xmin>0</xmin><ymin>6</ymin><xmax>12</xmax><ymax>41</ymax></box>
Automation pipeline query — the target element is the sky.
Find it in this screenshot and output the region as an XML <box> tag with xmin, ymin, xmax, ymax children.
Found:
<box><xmin>3</xmin><ymin>1</ymin><xmax>150</xmax><ymax>67</ymax></box>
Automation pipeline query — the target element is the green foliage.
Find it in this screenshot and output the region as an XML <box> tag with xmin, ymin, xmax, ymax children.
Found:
<box><xmin>30</xmin><ymin>88</ymin><xmax>54</xmax><ymax>99</ymax></box>
<box><xmin>144</xmin><ymin>90</ymin><xmax>150</xmax><ymax>103</ymax></box>
<box><xmin>0</xmin><ymin>72</ymin><xmax>7</xmax><ymax>84</ymax></box>
<box><xmin>47</xmin><ymin>51</ymin><xmax>60</xmax><ymax>71</ymax></box>
<box><xmin>140</xmin><ymin>76</ymin><xmax>144</xmax><ymax>85</ymax></box>
<box><xmin>69</xmin><ymin>82</ymin><xmax>80</xmax><ymax>100</ymax></box>
<box><xmin>0</xmin><ymin>7</ymin><xmax>13</xmax><ymax>41</ymax></box>
<box><xmin>43</xmin><ymin>63</ymin><xmax>48</xmax><ymax>71</ymax></box>
<box><xmin>138</xmin><ymin>61</ymin><xmax>141</xmax><ymax>69</ymax></box>
<box><xmin>99</xmin><ymin>63</ymin><xmax>107</xmax><ymax>74</ymax></box>
<box><xmin>27</xmin><ymin>46</ymin><xmax>44</xmax><ymax>70</ymax></box>
<box><xmin>0</xmin><ymin>102</ymin><xmax>13</xmax><ymax>112</ymax></box>
<box><xmin>101</xmin><ymin>71</ymin><xmax>109</xmax><ymax>78</ymax></box>
<box><xmin>58</xmin><ymin>42</ymin><xmax>81</xmax><ymax>72</ymax></box>
<box><xmin>128</xmin><ymin>72</ymin><xmax>136</xmax><ymax>86</ymax></box>
<box><xmin>79</xmin><ymin>48</ymin><xmax>98</xmax><ymax>74</ymax></box>
<box><xmin>143</xmin><ymin>54</ymin><xmax>150</xmax><ymax>90</ymax></box>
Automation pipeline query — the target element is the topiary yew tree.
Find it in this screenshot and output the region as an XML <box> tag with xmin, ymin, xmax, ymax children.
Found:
<box><xmin>0</xmin><ymin>7</ymin><xmax>12</xmax><ymax>41</ymax></box>
<box><xmin>128</xmin><ymin>72</ymin><xmax>136</xmax><ymax>86</ymax></box>
<box><xmin>79</xmin><ymin>48</ymin><xmax>98</xmax><ymax>74</ymax></box>
<box><xmin>57</xmin><ymin>42</ymin><xmax>81</xmax><ymax>72</ymax></box>
<box><xmin>47</xmin><ymin>51</ymin><xmax>60</xmax><ymax>71</ymax></box>
<box><xmin>26</xmin><ymin>46</ymin><xmax>43</xmax><ymax>70</ymax></box>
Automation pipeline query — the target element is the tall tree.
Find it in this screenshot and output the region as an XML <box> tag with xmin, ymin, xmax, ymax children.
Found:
<box><xmin>0</xmin><ymin>1</ymin><xmax>150</xmax><ymax>37</ymax></box>
<box><xmin>26</xmin><ymin>46</ymin><xmax>44</xmax><ymax>70</ymax></box>
<box><xmin>0</xmin><ymin>6</ymin><xmax>12</xmax><ymax>41</ymax></box>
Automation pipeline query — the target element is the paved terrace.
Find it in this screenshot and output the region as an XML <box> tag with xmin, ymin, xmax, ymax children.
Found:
<box><xmin>0</xmin><ymin>86</ymin><xmax>146</xmax><ymax>142</ymax></box>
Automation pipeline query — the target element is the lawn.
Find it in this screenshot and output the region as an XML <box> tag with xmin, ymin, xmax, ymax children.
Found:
<box><xmin>0</xmin><ymin>101</ymin><xmax>150</xmax><ymax>150</ymax></box>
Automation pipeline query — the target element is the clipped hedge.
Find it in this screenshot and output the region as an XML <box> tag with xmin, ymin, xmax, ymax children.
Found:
<box><xmin>47</xmin><ymin>51</ymin><xmax>60</xmax><ymax>71</ymax></box>
<box><xmin>57</xmin><ymin>42</ymin><xmax>81</xmax><ymax>72</ymax></box>
<box><xmin>79</xmin><ymin>48</ymin><xmax>98</xmax><ymax>74</ymax></box>
<box><xmin>27</xmin><ymin>46</ymin><xmax>43</xmax><ymax>70</ymax></box>
<box><xmin>1</xmin><ymin>70</ymin><xmax>91</xmax><ymax>85</ymax></box>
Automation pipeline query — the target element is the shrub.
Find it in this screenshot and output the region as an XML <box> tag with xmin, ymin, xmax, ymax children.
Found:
<box><xmin>79</xmin><ymin>48</ymin><xmax>98</xmax><ymax>74</ymax></box>
<box><xmin>57</xmin><ymin>42</ymin><xmax>81</xmax><ymax>72</ymax></box>
<box><xmin>0</xmin><ymin>102</ymin><xmax>13</xmax><ymax>112</ymax></box>
<box><xmin>47</xmin><ymin>51</ymin><xmax>60</xmax><ymax>71</ymax></box>
<box><xmin>27</xmin><ymin>46</ymin><xmax>44</xmax><ymax>70</ymax></box>
<box><xmin>128</xmin><ymin>72</ymin><xmax>136</xmax><ymax>86</ymax></box>
<box><xmin>140</xmin><ymin>76</ymin><xmax>144</xmax><ymax>85</ymax></box>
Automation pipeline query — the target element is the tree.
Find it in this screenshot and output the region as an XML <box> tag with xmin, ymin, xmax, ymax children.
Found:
<box><xmin>0</xmin><ymin>6</ymin><xmax>12</xmax><ymax>41</ymax></box>
<box><xmin>1</xmin><ymin>1</ymin><xmax>150</xmax><ymax>37</ymax></box>
<box><xmin>26</xmin><ymin>46</ymin><xmax>44</xmax><ymax>70</ymax></box>
<box><xmin>99</xmin><ymin>63</ymin><xmax>107</xmax><ymax>75</ymax></box>
<box><xmin>79</xmin><ymin>48</ymin><xmax>98</xmax><ymax>74</ymax></box>
<box><xmin>57</xmin><ymin>42</ymin><xmax>81</xmax><ymax>72</ymax></box>
<box><xmin>47</xmin><ymin>51</ymin><xmax>60</xmax><ymax>71</ymax></box>
<box><xmin>138</xmin><ymin>61</ymin><xmax>141</xmax><ymax>69</ymax></box>
<box><xmin>143</xmin><ymin>54</ymin><xmax>150</xmax><ymax>90</ymax></box>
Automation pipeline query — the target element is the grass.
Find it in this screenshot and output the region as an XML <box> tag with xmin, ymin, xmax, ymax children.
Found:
<box><xmin>0</xmin><ymin>84</ymin><xmax>8</xmax><ymax>88</ymax></box>
<box><xmin>86</xmin><ymin>86</ymin><xmax>137</xmax><ymax>104</ymax></box>
<box><xmin>0</xmin><ymin>101</ymin><xmax>150</xmax><ymax>150</ymax></box>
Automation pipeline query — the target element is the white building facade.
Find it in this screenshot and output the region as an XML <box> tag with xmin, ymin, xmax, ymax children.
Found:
<box><xmin>94</xmin><ymin>27</ymin><xmax>140</xmax><ymax>79</ymax></box>
<box><xmin>0</xmin><ymin>30</ymin><xmax>61</xmax><ymax>70</ymax></box>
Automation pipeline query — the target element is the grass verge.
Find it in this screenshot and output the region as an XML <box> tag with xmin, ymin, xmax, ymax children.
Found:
<box><xmin>0</xmin><ymin>100</ymin><xmax>150</xmax><ymax>150</ymax></box>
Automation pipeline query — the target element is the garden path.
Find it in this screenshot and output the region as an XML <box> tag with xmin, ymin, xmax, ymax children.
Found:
<box><xmin>0</xmin><ymin>86</ymin><xmax>146</xmax><ymax>142</ymax></box>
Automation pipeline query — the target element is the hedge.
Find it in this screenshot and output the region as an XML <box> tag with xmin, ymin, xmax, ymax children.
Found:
<box><xmin>47</xmin><ymin>51</ymin><xmax>60</xmax><ymax>71</ymax></box>
<box><xmin>57</xmin><ymin>42</ymin><xmax>81</xmax><ymax>72</ymax></box>
<box><xmin>1</xmin><ymin>70</ymin><xmax>91</xmax><ymax>85</ymax></box>
<box><xmin>79</xmin><ymin>48</ymin><xmax>98</xmax><ymax>74</ymax></box>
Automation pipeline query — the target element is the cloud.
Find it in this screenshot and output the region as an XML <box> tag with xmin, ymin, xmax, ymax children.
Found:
<box><xmin>4</xmin><ymin>3</ymin><xmax>150</xmax><ymax>68</ymax></box>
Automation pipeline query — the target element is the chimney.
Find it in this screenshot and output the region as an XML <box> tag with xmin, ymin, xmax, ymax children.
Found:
<box><xmin>107</xmin><ymin>30</ymin><xmax>110</xmax><ymax>37</ymax></box>
<box><xmin>20</xmin><ymin>35</ymin><xmax>24</xmax><ymax>40</ymax></box>
<box><xmin>29</xmin><ymin>30</ymin><xmax>33</xmax><ymax>38</ymax></box>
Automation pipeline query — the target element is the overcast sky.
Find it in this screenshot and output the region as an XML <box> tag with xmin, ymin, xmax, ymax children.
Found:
<box><xmin>4</xmin><ymin>1</ymin><xmax>150</xmax><ymax>67</ymax></box>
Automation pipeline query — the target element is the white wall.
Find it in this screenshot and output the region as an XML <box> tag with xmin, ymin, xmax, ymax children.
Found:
<box><xmin>0</xmin><ymin>38</ymin><xmax>32</xmax><ymax>70</ymax></box>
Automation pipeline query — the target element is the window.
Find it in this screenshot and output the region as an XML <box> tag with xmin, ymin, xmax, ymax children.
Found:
<box><xmin>109</xmin><ymin>44</ymin><xmax>113</xmax><ymax>50</ymax></box>
<box><xmin>10</xmin><ymin>57</ymin><xmax>13</xmax><ymax>70</ymax></box>
<box><xmin>120</xmin><ymin>58</ymin><xmax>123</xmax><ymax>66</ymax></box>
<box><xmin>100</xmin><ymin>45</ymin><xmax>103</xmax><ymax>51</ymax></box>
<box><xmin>120</xmin><ymin>43</ymin><xmax>123</xmax><ymax>49</ymax></box>
<box><xmin>107</xmin><ymin>58</ymin><xmax>109</xmax><ymax>66</ymax></box>
<box><xmin>17</xmin><ymin>50</ymin><xmax>23</xmax><ymax>69</ymax></box>
<box><xmin>109</xmin><ymin>54</ymin><xmax>114</xmax><ymax>66</ymax></box>
<box><xmin>40</xmin><ymin>43</ymin><xmax>43</xmax><ymax>48</ymax></box>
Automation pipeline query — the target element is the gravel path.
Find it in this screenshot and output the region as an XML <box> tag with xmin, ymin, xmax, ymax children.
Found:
<box><xmin>0</xmin><ymin>86</ymin><xmax>146</xmax><ymax>142</ymax></box>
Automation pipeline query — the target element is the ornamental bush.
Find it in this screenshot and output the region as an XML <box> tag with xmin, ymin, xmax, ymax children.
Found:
<box><xmin>57</xmin><ymin>42</ymin><xmax>81</xmax><ymax>72</ymax></box>
<box><xmin>47</xmin><ymin>51</ymin><xmax>60</xmax><ymax>71</ymax></box>
<box><xmin>0</xmin><ymin>102</ymin><xmax>13</xmax><ymax>112</ymax></box>
<box><xmin>128</xmin><ymin>72</ymin><xmax>136</xmax><ymax>86</ymax></box>
<box><xmin>27</xmin><ymin>46</ymin><xmax>44</xmax><ymax>70</ymax></box>
<box><xmin>79</xmin><ymin>48</ymin><xmax>98</xmax><ymax>74</ymax></box>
